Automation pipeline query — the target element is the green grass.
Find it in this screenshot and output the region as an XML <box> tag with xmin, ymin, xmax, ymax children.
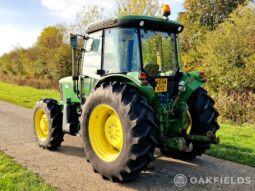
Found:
<box><xmin>0</xmin><ymin>152</ymin><xmax>55</xmax><ymax>191</ymax></box>
<box><xmin>0</xmin><ymin>81</ymin><xmax>59</xmax><ymax>109</ymax></box>
<box><xmin>206</xmin><ymin>123</ymin><xmax>255</xmax><ymax>167</ymax></box>
<box><xmin>0</xmin><ymin>81</ymin><xmax>255</xmax><ymax>168</ymax></box>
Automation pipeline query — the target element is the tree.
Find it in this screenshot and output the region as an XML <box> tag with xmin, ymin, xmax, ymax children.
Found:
<box><xmin>71</xmin><ymin>5</ymin><xmax>105</xmax><ymax>35</ymax></box>
<box><xmin>199</xmin><ymin>5</ymin><xmax>255</xmax><ymax>92</ymax></box>
<box><xmin>116</xmin><ymin>0</ymin><xmax>162</xmax><ymax>16</ymax></box>
<box><xmin>37</xmin><ymin>26</ymin><xmax>64</xmax><ymax>49</ymax></box>
<box><xmin>178</xmin><ymin>0</ymin><xmax>252</xmax><ymax>71</ymax></box>
<box><xmin>183</xmin><ymin>0</ymin><xmax>250</xmax><ymax>30</ymax></box>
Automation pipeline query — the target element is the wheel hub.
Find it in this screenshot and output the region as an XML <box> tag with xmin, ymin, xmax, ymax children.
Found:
<box><xmin>40</xmin><ymin>114</ymin><xmax>49</xmax><ymax>133</ymax></box>
<box><xmin>88</xmin><ymin>104</ymin><xmax>124</xmax><ymax>162</ymax></box>
<box><xmin>35</xmin><ymin>109</ymin><xmax>49</xmax><ymax>141</ymax></box>
<box><xmin>105</xmin><ymin>114</ymin><xmax>123</xmax><ymax>150</ymax></box>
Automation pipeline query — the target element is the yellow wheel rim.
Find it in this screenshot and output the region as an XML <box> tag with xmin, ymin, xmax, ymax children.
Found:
<box><xmin>35</xmin><ymin>109</ymin><xmax>49</xmax><ymax>141</ymax></box>
<box><xmin>186</xmin><ymin>111</ymin><xmax>192</xmax><ymax>135</ymax></box>
<box><xmin>89</xmin><ymin>104</ymin><xmax>124</xmax><ymax>162</ymax></box>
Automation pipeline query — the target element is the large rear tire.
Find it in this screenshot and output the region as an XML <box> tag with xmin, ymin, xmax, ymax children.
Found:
<box><xmin>81</xmin><ymin>82</ymin><xmax>158</xmax><ymax>181</ymax></box>
<box><xmin>33</xmin><ymin>99</ymin><xmax>64</xmax><ymax>150</ymax></box>
<box><xmin>161</xmin><ymin>88</ymin><xmax>219</xmax><ymax>159</ymax></box>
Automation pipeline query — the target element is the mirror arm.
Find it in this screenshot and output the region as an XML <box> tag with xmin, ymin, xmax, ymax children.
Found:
<box><xmin>70</xmin><ymin>33</ymin><xmax>87</xmax><ymax>95</ymax></box>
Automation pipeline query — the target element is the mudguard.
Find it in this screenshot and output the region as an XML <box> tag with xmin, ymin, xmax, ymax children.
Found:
<box><xmin>179</xmin><ymin>71</ymin><xmax>206</xmax><ymax>102</ymax></box>
<box><xmin>94</xmin><ymin>72</ymin><xmax>155</xmax><ymax>102</ymax></box>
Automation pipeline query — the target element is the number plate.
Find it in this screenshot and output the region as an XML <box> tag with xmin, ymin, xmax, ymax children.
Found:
<box><xmin>155</xmin><ymin>78</ymin><xmax>168</xmax><ymax>93</ymax></box>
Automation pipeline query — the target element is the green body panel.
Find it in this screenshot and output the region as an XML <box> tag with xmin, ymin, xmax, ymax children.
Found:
<box><xmin>59</xmin><ymin>76</ymin><xmax>95</xmax><ymax>104</ymax></box>
<box><xmin>59</xmin><ymin>73</ymin><xmax>207</xmax><ymax>151</ymax></box>
<box><xmin>80</xmin><ymin>77</ymin><xmax>96</xmax><ymax>101</ymax></box>
<box><xmin>59</xmin><ymin>72</ymin><xmax>155</xmax><ymax>104</ymax></box>
<box><xmin>59</xmin><ymin>77</ymin><xmax>80</xmax><ymax>103</ymax></box>
<box><xmin>94</xmin><ymin>72</ymin><xmax>155</xmax><ymax>101</ymax></box>
<box><xmin>179</xmin><ymin>71</ymin><xmax>206</xmax><ymax>102</ymax></box>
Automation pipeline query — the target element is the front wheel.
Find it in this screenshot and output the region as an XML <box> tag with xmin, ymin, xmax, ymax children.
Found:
<box><xmin>81</xmin><ymin>82</ymin><xmax>158</xmax><ymax>181</ymax></box>
<box><xmin>33</xmin><ymin>99</ymin><xmax>64</xmax><ymax>150</ymax></box>
<box><xmin>161</xmin><ymin>88</ymin><xmax>220</xmax><ymax>159</ymax></box>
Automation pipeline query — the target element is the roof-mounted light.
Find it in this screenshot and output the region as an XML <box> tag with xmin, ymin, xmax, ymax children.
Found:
<box><xmin>162</xmin><ymin>4</ymin><xmax>171</xmax><ymax>18</ymax></box>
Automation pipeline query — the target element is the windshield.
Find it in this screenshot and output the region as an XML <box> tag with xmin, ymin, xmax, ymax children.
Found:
<box><xmin>141</xmin><ymin>30</ymin><xmax>178</xmax><ymax>76</ymax></box>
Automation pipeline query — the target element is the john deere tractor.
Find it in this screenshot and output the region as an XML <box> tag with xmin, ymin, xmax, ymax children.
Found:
<box><xmin>33</xmin><ymin>5</ymin><xmax>219</xmax><ymax>181</ymax></box>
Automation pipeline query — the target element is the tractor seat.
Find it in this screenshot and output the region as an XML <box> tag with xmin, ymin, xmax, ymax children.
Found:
<box><xmin>144</xmin><ymin>64</ymin><xmax>159</xmax><ymax>76</ymax></box>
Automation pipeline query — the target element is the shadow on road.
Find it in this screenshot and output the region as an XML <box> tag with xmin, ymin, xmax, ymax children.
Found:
<box><xmin>54</xmin><ymin>144</ymin><xmax>209</xmax><ymax>190</ymax></box>
<box><xmin>56</xmin><ymin>145</ymin><xmax>85</xmax><ymax>159</ymax></box>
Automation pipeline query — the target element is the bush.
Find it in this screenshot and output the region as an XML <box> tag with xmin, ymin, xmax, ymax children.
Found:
<box><xmin>215</xmin><ymin>90</ymin><xmax>255</xmax><ymax>124</ymax></box>
<box><xmin>0</xmin><ymin>25</ymin><xmax>72</xmax><ymax>89</ymax></box>
<box><xmin>196</xmin><ymin>5</ymin><xmax>255</xmax><ymax>124</ymax></box>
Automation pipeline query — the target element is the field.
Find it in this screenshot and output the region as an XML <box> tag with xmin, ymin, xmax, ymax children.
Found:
<box><xmin>0</xmin><ymin>82</ymin><xmax>59</xmax><ymax>108</ymax></box>
<box><xmin>0</xmin><ymin>81</ymin><xmax>254</xmax><ymax>168</ymax></box>
<box><xmin>206</xmin><ymin>123</ymin><xmax>255</xmax><ymax>167</ymax></box>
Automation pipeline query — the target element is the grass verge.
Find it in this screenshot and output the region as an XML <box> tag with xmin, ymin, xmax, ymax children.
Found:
<box><xmin>0</xmin><ymin>81</ymin><xmax>59</xmax><ymax>108</ymax></box>
<box><xmin>0</xmin><ymin>152</ymin><xmax>55</xmax><ymax>191</ymax></box>
<box><xmin>206</xmin><ymin>123</ymin><xmax>255</xmax><ymax>167</ymax></box>
<box><xmin>0</xmin><ymin>81</ymin><xmax>255</xmax><ymax>167</ymax></box>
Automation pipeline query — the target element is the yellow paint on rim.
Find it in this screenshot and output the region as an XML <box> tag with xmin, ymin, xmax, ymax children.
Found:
<box><xmin>89</xmin><ymin>104</ymin><xmax>124</xmax><ymax>162</ymax></box>
<box><xmin>35</xmin><ymin>109</ymin><xmax>49</xmax><ymax>141</ymax></box>
<box><xmin>186</xmin><ymin>111</ymin><xmax>192</xmax><ymax>135</ymax></box>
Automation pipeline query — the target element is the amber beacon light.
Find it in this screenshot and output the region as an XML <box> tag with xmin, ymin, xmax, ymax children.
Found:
<box><xmin>162</xmin><ymin>4</ymin><xmax>171</xmax><ymax>17</ymax></box>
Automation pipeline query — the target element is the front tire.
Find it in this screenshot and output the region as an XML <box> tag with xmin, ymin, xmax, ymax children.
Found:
<box><xmin>33</xmin><ymin>99</ymin><xmax>64</xmax><ymax>150</ymax></box>
<box><xmin>161</xmin><ymin>88</ymin><xmax>220</xmax><ymax>159</ymax></box>
<box><xmin>81</xmin><ymin>82</ymin><xmax>158</xmax><ymax>181</ymax></box>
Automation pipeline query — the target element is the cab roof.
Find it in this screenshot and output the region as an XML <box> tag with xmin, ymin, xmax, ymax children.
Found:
<box><xmin>85</xmin><ymin>15</ymin><xmax>184</xmax><ymax>34</ymax></box>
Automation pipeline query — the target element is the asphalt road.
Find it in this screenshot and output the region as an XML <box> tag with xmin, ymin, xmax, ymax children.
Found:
<box><xmin>0</xmin><ymin>100</ymin><xmax>255</xmax><ymax>191</ymax></box>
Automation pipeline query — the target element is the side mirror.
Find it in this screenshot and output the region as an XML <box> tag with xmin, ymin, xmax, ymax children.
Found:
<box><xmin>70</xmin><ymin>33</ymin><xmax>77</xmax><ymax>49</ymax></box>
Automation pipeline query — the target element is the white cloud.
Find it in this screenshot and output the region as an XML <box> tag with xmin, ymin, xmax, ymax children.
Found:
<box><xmin>41</xmin><ymin>0</ymin><xmax>116</xmax><ymax>19</ymax></box>
<box><xmin>0</xmin><ymin>25</ymin><xmax>40</xmax><ymax>56</ymax></box>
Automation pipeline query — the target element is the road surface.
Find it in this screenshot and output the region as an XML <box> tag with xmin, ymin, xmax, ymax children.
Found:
<box><xmin>0</xmin><ymin>100</ymin><xmax>254</xmax><ymax>191</ymax></box>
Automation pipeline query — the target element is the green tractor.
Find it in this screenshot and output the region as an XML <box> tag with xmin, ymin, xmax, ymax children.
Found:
<box><xmin>33</xmin><ymin>6</ymin><xmax>219</xmax><ymax>181</ymax></box>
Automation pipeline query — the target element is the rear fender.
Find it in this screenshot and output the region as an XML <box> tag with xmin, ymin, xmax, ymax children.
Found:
<box><xmin>179</xmin><ymin>72</ymin><xmax>206</xmax><ymax>102</ymax></box>
<box><xmin>94</xmin><ymin>72</ymin><xmax>155</xmax><ymax>102</ymax></box>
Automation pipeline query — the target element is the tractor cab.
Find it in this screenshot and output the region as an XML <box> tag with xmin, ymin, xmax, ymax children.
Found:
<box><xmin>82</xmin><ymin>16</ymin><xmax>183</xmax><ymax>78</ymax></box>
<box><xmin>69</xmin><ymin>12</ymin><xmax>184</xmax><ymax>102</ymax></box>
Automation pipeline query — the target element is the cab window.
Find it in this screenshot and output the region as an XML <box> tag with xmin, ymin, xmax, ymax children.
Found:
<box><xmin>103</xmin><ymin>28</ymin><xmax>141</xmax><ymax>74</ymax></box>
<box><xmin>82</xmin><ymin>31</ymin><xmax>102</xmax><ymax>78</ymax></box>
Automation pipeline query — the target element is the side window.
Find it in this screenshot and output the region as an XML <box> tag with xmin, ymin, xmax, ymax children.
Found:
<box><xmin>103</xmin><ymin>28</ymin><xmax>140</xmax><ymax>74</ymax></box>
<box><xmin>82</xmin><ymin>31</ymin><xmax>102</xmax><ymax>78</ymax></box>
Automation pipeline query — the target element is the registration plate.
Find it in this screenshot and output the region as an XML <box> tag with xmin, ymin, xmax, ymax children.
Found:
<box><xmin>155</xmin><ymin>78</ymin><xmax>168</xmax><ymax>93</ymax></box>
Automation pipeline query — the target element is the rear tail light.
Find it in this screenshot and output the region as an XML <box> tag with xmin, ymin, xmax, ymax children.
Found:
<box><xmin>199</xmin><ymin>72</ymin><xmax>207</xmax><ymax>82</ymax></box>
<box><xmin>199</xmin><ymin>72</ymin><xmax>206</xmax><ymax>78</ymax></box>
<box><xmin>139</xmin><ymin>72</ymin><xmax>147</xmax><ymax>80</ymax></box>
<box><xmin>139</xmin><ymin>72</ymin><xmax>149</xmax><ymax>86</ymax></box>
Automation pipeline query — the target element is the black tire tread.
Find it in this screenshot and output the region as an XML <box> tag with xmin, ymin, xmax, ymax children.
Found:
<box><xmin>33</xmin><ymin>99</ymin><xmax>64</xmax><ymax>150</ymax></box>
<box><xmin>81</xmin><ymin>82</ymin><xmax>158</xmax><ymax>181</ymax></box>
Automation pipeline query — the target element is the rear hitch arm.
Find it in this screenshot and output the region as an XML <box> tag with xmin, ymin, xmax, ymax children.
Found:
<box><xmin>165</xmin><ymin>131</ymin><xmax>220</xmax><ymax>153</ymax></box>
<box><xmin>186</xmin><ymin>131</ymin><xmax>220</xmax><ymax>144</ymax></box>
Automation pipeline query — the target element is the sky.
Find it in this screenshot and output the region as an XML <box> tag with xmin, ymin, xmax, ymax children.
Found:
<box><xmin>0</xmin><ymin>0</ymin><xmax>184</xmax><ymax>56</ymax></box>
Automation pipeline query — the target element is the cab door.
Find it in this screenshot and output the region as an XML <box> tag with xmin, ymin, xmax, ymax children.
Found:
<box><xmin>80</xmin><ymin>30</ymin><xmax>103</xmax><ymax>101</ymax></box>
